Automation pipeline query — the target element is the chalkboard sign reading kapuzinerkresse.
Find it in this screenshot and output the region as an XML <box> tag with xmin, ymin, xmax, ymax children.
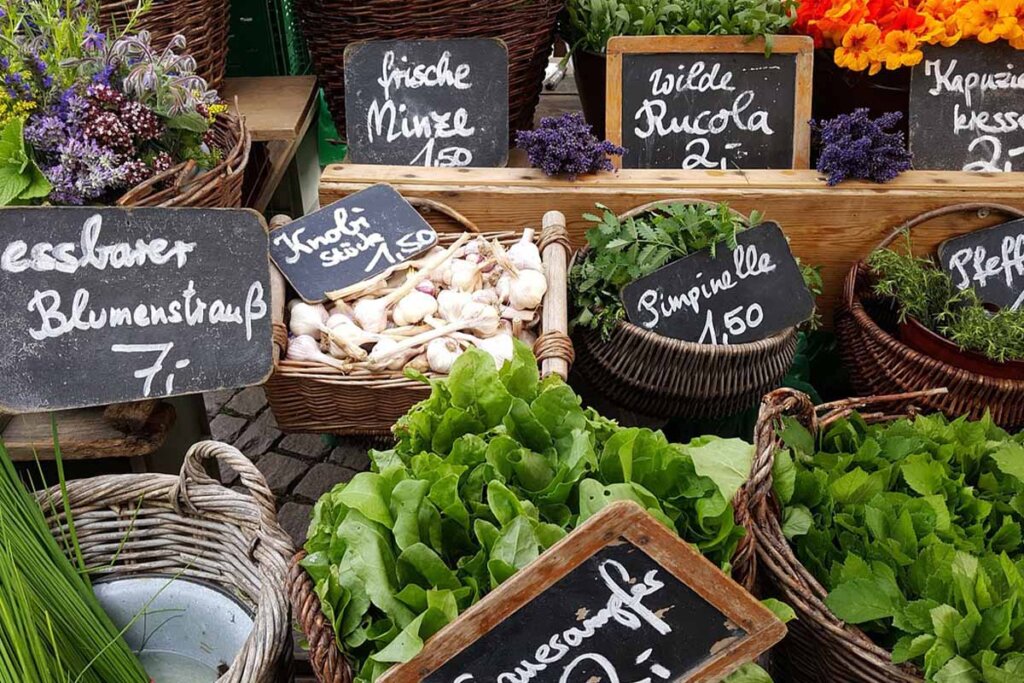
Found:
<box><xmin>0</xmin><ymin>207</ymin><xmax>272</xmax><ymax>412</ymax></box>
<box><xmin>269</xmin><ymin>184</ymin><xmax>437</xmax><ymax>303</ymax></box>
<box><xmin>608</xmin><ymin>36</ymin><xmax>813</xmax><ymax>170</ymax></box>
<box><xmin>621</xmin><ymin>222</ymin><xmax>815</xmax><ymax>344</ymax></box>
<box><xmin>379</xmin><ymin>502</ymin><xmax>786</xmax><ymax>683</ymax></box>
<box><xmin>938</xmin><ymin>218</ymin><xmax>1024</xmax><ymax>310</ymax></box>
<box><xmin>910</xmin><ymin>43</ymin><xmax>1024</xmax><ymax>171</ymax></box>
<box><xmin>344</xmin><ymin>38</ymin><xmax>509</xmax><ymax>168</ymax></box>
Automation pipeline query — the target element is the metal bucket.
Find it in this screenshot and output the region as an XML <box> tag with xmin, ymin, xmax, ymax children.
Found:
<box><xmin>92</xmin><ymin>576</ymin><xmax>254</xmax><ymax>683</ymax></box>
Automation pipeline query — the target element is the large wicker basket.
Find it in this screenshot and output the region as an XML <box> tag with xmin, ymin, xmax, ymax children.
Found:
<box><xmin>97</xmin><ymin>0</ymin><xmax>231</xmax><ymax>89</ymax></box>
<box><xmin>571</xmin><ymin>200</ymin><xmax>801</xmax><ymax>419</ymax></box>
<box><xmin>835</xmin><ymin>202</ymin><xmax>1024</xmax><ymax>429</ymax></box>
<box><xmin>264</xmin><ymin>202</ymin><xmax>575</xmax><ymax>436</ymax></box>
<box><xmin>734</xmin><ymin>388</ymin><xmax>950</xmax><ymax>682</ymax></box>
<box><xmin>294</xmin><ymin>0</ymin><xmax>563</xmax><ymax>140</ymax></box>
<box><xmin>37</xmin><ymin>441</ymin><xmax>294</xmax><ymax>683</ymax></box>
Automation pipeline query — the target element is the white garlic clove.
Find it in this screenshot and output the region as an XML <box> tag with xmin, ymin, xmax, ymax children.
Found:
<box><xmin>289</xmin><ymin>302</ymin><xmax>329</xmax><ymax>339</ymax></box>
<box><xmin>393</xmin><ymin>289</ymin><xmax>439</xmax><ymax>327</ymax></box>
<box><xmin>427</xmin><ymin>337</ymin><xmax>463</xmax><ymax>374</ymax></box>
<box><xmin>353</xmin><ymin>297</ymin><xmax>389</xmax><ymax>333</ymax></box>
<box><xmin>508</xmin><ymin>229</ymin><xmax>543</xmax><ymax>271</ymax></box>
<box><xmin>508</xmin><ymin>269</ymin><xmax>547</xmax><ymax>311</ymax></box>
<box><xmin>437</xmin><ymin>290</ymin><xmax>472</xmax><ymax>322</ymax></box>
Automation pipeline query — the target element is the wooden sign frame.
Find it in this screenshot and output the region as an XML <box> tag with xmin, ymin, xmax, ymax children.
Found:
<box><xmin>606</xmin><ymin>35</ymin><xmax>814</xmax><ymax>169</ymax></box>
<box><xmin>380</xmin><ymin>501</ymin><xmax>786</xmax><ymax>683</ymax></box>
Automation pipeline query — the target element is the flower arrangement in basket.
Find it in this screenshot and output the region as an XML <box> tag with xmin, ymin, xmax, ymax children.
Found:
<box><xmin>0</xmin><ymin>0</ymin><xmax>247</xmax><ymax>208</ymax></box>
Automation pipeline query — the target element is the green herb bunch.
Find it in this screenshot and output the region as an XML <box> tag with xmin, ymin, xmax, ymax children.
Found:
<box><xmin>869</xmin><ymin>240</ymin><xmax>1024</xmax><ymax>363</ymax></box>
<box><xmin>301</xmin><ymin>343</ymin><xmax>765</xmax><ymax>682</ymax></box>
<box><xmin>776</xmin><ymin>410</ymin><xmax>1024</xmax><ymax>681</ymax></box>
<box><xmin>561</xmin><ymin>0</ymin><xmax>798</xmax><ymax>55</ymax></box>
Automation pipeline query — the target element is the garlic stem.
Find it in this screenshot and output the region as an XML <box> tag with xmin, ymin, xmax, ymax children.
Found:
<box><xmin>367</xmin><ymin>315</ymin><xmax>489</xmax><ymax>369</ymax></box>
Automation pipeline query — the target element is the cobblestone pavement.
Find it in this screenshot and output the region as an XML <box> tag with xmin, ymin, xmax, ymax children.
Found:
<box><xmin>204</xmin><ymin>386</ymin><xmax>374</xmax><ymax>549</ymax></box>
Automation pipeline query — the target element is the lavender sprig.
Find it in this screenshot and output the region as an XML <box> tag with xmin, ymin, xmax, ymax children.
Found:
<box><xmin>515</xmin><ymin>112</ymin><xmax>624</xmax><ymax>179</ymax></box>
<box><xmin>811</xmin><ymin>109</ymin><xmax>913</xmax><ymax>186</ymax></box>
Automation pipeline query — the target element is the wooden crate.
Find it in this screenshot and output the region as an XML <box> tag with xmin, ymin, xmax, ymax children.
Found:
<box><xmin>319</xmin><ymin>165</ymin><xmax>1024</xmax><ymax>324</ymax></box>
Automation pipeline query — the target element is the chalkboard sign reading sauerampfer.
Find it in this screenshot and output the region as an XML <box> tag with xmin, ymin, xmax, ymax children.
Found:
<box><xmin>0</xmin><ymin>208</ymin><xmax>273</xmax><ymax>412</ymax></box>
<box><xmin>344</xmin><ymin>39</ymin><xmax>509</xmax><ymax>168</ymax></box>
<box><xmin>910</xmin><ymin>43</ymin><xmax>1024</xmax><ymax>171</ymax></box>
<box><xmin>607</xmin><ymin>36</ymin><xmax>814</xmax><ymax>170</ymax></box>
<box><xmin>939</xmin><ymin>218</ymin><xmax>1024</xmax><ymax>310</ymax></box>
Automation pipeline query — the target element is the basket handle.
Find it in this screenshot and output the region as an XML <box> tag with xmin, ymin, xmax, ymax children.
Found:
<box><xmin>268</xmin><ymin>214</ymin><xmax>292</xmax><ymax>365</ymax></box>
<box><xmin>407</xmin><ymin>197</ymin><xmax>481</xmax><ymax>233</ymax></box>
<box><xmin>535</xmin><ymin>211</ymin><xmax>575</xmax><ymax>380</ymax></box>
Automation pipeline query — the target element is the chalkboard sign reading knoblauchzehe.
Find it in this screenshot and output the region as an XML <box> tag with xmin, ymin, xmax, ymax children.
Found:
<box><xmin>910</xmin><ymin>43</ymin><xmax>1024</xmax><ymax>171</ymax></box>
<box><xmin>607</xmin><ymin>36</ymin><xmax>814</xmax><ymax>170</ymax></box>
<box><xmin>0</xmin><ymin>207</ymin><xmax>273</xmax><ymax>413</ymax></box>
<box><xmin>269</xmin><ymin>184</ymin><xmax>438</xmax><ymax>303</ymax></box>
<box><xmin>621</xmin><ymin>222</ymin><xmax>815</xmax><ymax>344</ymax></box>
<box><xmin>379</xmin><ymin>501</ymin><xmax>785</xmax><ymax>683</ymax></box>
<box><xmin>344</xmin><ymin>38</ymin><xmax>509</xmax><ymax>168</ymax></box>
<box><xmin>938</xmin><ymin>217</ymin><xmax>1024</xmax><ymax>310</ymax></box>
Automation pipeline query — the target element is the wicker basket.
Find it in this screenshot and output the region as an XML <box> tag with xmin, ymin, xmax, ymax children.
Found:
<box><xmin>97</xmin><ymin>0</ymin><xmax>231</xmax><ymax>89</ymax></box>
<box><xmin>36</xmin><ymin>440</ymin><xmax>294</xmax><ymax>683</ymax></box>
<box><xmin>835</xmin><ymin>202</ymin><xmax>1024</xmax><ymax>429</ymax></box>
<box><xmin>570</xmin><ymin>200</ymin><xmax>801</xmax><ymax>419</ymax></box>
<box><xmin>734</xmin><ymin>387</ymin><xmax>951</xmax><ymax>682</ymax></box>
<box><xmin>294</xmin><ymin>0</ymin><xmax>563</xmax><ymax>140</ymax></box>
<box><xmin>264</xmin><ymin>201</ymin><xmax>575</xmax><ymax>436</ymax></box>
<box><xmin>115</xmin><ymin>111</ymin><xmax>251</xmax><ymax>208</ymax></box>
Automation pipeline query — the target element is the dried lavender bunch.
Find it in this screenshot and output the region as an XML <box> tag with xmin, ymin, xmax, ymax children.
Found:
<box><xmin>515</xmin><ymin>112</ymin><xmax>624</xmax><ymax>179</ymax></box>
<box><xmin>811</xmin><ymin>109</ymin><xmax>912</xmax><ymax>186</ymax></box>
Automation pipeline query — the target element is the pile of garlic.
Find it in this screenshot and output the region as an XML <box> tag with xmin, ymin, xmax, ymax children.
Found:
<box><xmin>285</xmin><ymin>230</ymin><xmax>547</xmax><ymax>375</ymax></box>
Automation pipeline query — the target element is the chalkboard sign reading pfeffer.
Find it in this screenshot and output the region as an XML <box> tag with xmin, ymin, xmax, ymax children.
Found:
<box><xmin>379</xmin><ymin>502</ymin><xmax>786</xmax><ymax>683</ymax></box>
<box><xmin>0</xmin><ymin>207</ymin><xmax>273</xmax><ymax>412</ymax></box>
<box><xmin>344</xmin><ymin>39</ymin><xmax>509</xmax><ymax>168</ymax></box>
<box><xmin>939</xmin><ymin>217</ymin><xmax>1024</xmax><ymax>310</ymax></box>
<box><xmin>607</xmin><ymin>36</ymin><xmax>814</xmax><ymax>170</ymax></box>
<box><xmin>910</xmin><ymin>43</ymin><xmax>1024</xmax><ymax>171</ymax></box>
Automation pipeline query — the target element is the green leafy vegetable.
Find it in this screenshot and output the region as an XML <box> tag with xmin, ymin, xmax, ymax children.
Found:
<box><xmin>0</xmin><ymin>118</ymin><xmax>51</xmax><ymax>207</ymax></box>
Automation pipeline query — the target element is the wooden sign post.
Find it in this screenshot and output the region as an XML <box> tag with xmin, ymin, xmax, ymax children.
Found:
<box><xmin>0</xmin><ymin>207</ymin><xmax>273</xmax><ymax>412</ymax></box>
<box><xmin>938</xmin><ymin>217</ymin><xmax>1024</xmax><ymax>309</ymax></box>
<box><xmin>381</xmin><ymin>501</ymin><xmax>785</xmax><ymax>683</ymax></box>
<box><xmin>344</xmin><ymin>38</ymin><xmax>509</xmax><ymax>168</ymax></box>
<box><xmin>910</xmin><ymin>43</ymin><xmax>1024</xmax><ymax>172</ymax></box>
<box><xmin>606</xmin><ymin>36</ymin><xmax>813</xmax><ymax>170</ymax></box>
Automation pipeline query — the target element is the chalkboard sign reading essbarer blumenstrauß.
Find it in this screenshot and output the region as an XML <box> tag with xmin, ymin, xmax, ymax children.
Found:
<box><xmin>938</xmin><ymin>218</ymin><xmax>1024</xmax><ymax>310</ymax></box>
<box><xmin>607</xmin><ymin>36</ymin><xmax>813</xmax><ymax>170</ymax></box>
<box><xmin>344</xmin><ymin>38</ymin><xmax>509</xmax><ymax>168</ymax></box>
<box><xmin>0</xmin><ymin>207</ymin><xmax>273</xmax><ymax>412</ymax></box>
<box><xmin>621</xmin><ymin>222</ymin><xmax>815</xmax><ymax>344</ymax></box>
<box><xmin>269</xmin><ymin>184</ymin><xmax>438</xmax><ymax>303</ymax></box>
<box><xmin>910</xmin><ymin>42</ymin><xmax>1024</xmax><ymax>171</ymax></box>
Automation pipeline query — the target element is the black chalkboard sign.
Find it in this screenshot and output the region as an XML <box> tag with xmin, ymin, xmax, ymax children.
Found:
<box><xmin>621</xmin><ymin>222</ymin><xmax>815</xmax><ymax>344</ymax></box>
<box><xmin>607</xmin><ymin>36</ymin><xmax>813</xmax><ymax>170</ymax></box>
<box><xmin>344</xmin><ymin>38</ymin><xmax>509</xmax><ymax>168</ymax></box>
<box><xmin>0</xmin><ymin>207</ymin><xmax>273</xmax><ymax>412</ymax></box>
<box><xmin>269</xmin><ymin>184</ymin><xmax>437</xmax><ymax>303</ymax></box>
<box><xmin>910</xmin><ymin>43</ymin><xmax>1024</xmax><ymax>171</ymax></box>
<box><xmin>938</xmin><ymin>218</ymin><xmax>1024</xmax><ymax>310</ymax></box>
<box><xmin>380</xmin><ymin>502</ymin><xmax>785</xmax><ymax>683</ymax></box>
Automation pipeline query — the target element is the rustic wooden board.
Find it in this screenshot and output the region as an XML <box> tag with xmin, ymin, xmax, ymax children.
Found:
<box><xmin>319</xmin><ymin>165</ymin><xmax>1024</xmax><ymax>324</ymax></box>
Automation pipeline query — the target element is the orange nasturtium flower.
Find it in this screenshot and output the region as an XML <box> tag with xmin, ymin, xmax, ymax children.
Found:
<box><xmin>836</xmin><ymin>23</ymin><xmax>883</xmax><ymax>71</ymax></box>
<box><xmin>962</xmin><ymin>0</ymin><xmax>1024</xmax><ymax>42</ymax></box>
<box><xmin>881</xmin><ymin>29</ymin><xmax>925</xmax><ymax>68</ymax></box>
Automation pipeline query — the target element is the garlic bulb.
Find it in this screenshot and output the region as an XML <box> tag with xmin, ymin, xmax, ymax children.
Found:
<box><xmin>461</xmin><ymin>301</ymin><xmax>501</xmax><ymax>337</ymax></box>
<box><xmin>496</xmin><ymin>274</ymin><xmax>512</xmax><ymax>304</ymax></box>
<box><xmin>508</xmin><ymin>229</ymin><xmax>542</xmax><ymax>271</ymax></box>
<box><xmin>368</xmin><ymin>337</ymin><xmax>410</xmax><ymax>371</ymax></box>
<box><xmin>289</xmin><ymin>301</ymin><xmax>329</xmax><ymax>339</ymax></box>
<box><xmin>474</xmin><ymin>333</ymin><xmax>515</xmax><ymax>369</ymax></box>
<box><xmin>438</xmin><ymin>290</ymin><xmax>472</xmax><ymax>322</ymax></box>
<box><xmin>415</xmin><ymin>280</ymin><xmax>437</xmax><ymax>296</ymax></box>
<box><xmin>287</xmin><ymin>334</ymin><xmax>351</xmax><ymax>371</ymax></box>
<box><xmin>324</xmin><ymin>315</ymin><xmax>374</xmax><ymax>360</ymax></box>
<box><xmin>392</xmin><ymin>290</ymin><xmax>438</xmax><ymax>327</ymax></box>
<box><xmin>508</xmin><ymin>269</ymin><xmax>547</xmax><ymax>310</ymax></box>
<box><xmin>353</xmin><ymin>297</ymin><xmax>389</xmax><ymax>333</ymax></box>
<box><xmin>427</xmin><ymin>337</ymin><xmax>463</xmax><ymax>374</ymax></box>
<box><xmin>448</xmin><ymin>259</ymin><xmax>482</xmax><ymax>291</ymax></box>
<box><xmin>472</xmin><ymin>289</ymin><xmax>499</xmax><ymax>306</ymax></box>
<box><xmin>405</xmin><ymin>353</ymin><xmax>430</xmax><ymax>373</ymax></box>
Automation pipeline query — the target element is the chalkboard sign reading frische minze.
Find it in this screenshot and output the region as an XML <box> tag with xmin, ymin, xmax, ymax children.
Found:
<box><xmin>269</xmin><ymin>184</ymin><xmax>437</xmax><ymax>303</ymax></box>
<box><xmin>939</xmin><ymin>218</ymin><xmax>1024</xmax><ymax>310</ymax></box>
<box><xmin>0</xmin><ymin>208</ymin><xmax>272</xmax><ymax>412</ymax></box>
<box><xmin>910</xmin><ymin>43</ymin><xmax>1024</xmax><ymax>171</ymax></box>
<box><xmin>379</xmin><ymin>502</ymin><xmax>786</xmax><ymax>683</ymax></box>
<box><xmin>607</xmin><ymin>36</ymin><xmax>813</xmax><ymax>170</ymax></box>
<box><xmin>621</xmin><ymin>222</ymin><xmax>815</xmax><ymax>345</ymax></box>
<box><xmin>344</xmin><ymin>38</ymin><xmax>509</xmax><ymax>167</ymax></box>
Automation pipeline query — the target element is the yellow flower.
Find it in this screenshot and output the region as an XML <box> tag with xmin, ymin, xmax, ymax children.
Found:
<box><xmin>206</xmin><ymin>102</ymin><xmax>229</xmax><ymax>124</ymax></box>
<box><xmin>963</xmin><ymin>0</ymin><xmax>1023</xmax><ymax>42</ymax></box>
<box><xmin>880</xmin><ymin>30</ymin><xmax>925</xmax><ymax>69</ymax></box>
<box><xmin>835</xmin><ymin>23</ymin><xmax>883</xmax><ymax>72</ymax></box>
<box><xmin>0</xmin><ymin>97</ymin><xmax>36</xmax><ymax>128</ymax></box>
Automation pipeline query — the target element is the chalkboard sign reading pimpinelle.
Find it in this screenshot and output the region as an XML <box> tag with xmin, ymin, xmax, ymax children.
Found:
<box><xmin>380</xmin><ymin>501</ymin><xmax>785</xmax><ymax>683</ymax></box>
<box><xmin>621</xmin><ymin>222</ymin><xmax>815</xmax><ymax>344</ymax></box>
<box><xmin>269</xmin><ymin>184</ymin><xmax>438</xmax><ymax>303</ymax></box>
<box><xmin>0</xmin><ymin>207</ymin><xmax>273</xmax><ymax>412</ymax></box>
<box><xmin>344</xmin><ymin>38</ymin><xmax>509</xmax><ymax>168</ymax></box>
<box><xmin>910</xmin><ymin>43</ymin><xmax>1024</xmax><ymax>171</ymax></box>
<box><xmin>938</xmin><ymin>217</ymin><xmax>1024</xmax><ymax>310</ymax></box>
<box><xmin>607</xmin><ymin>36</ymin><xmax>814</xmax><ymax>170</ymax></box>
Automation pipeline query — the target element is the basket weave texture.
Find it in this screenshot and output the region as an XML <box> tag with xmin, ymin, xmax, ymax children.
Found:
<box><xmin>734</xmin><ymin>387</ymin><xmax>952</xmax><ymax>682</ymax></box>
<box><xmin>38</xmin><ymin>441</ymin><xmax>294</xmax><ymax>683</ymax></box>
<box><xmin>97</xmin><ymin>0</ymin><xmax>231</xmax><ymax>89</ymax></box>
<box><xmin>835</xmin><ymin>203</ymin><xmax>1024</xmax><ymax>430</ymax></box>
<box><xmin>293</xmin><ymin>0</ymin><xmax>563</xmax><ymax>139</ymax></box>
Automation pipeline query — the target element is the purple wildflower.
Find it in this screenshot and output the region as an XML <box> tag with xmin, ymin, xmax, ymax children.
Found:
<box><xmin>82</xmin><ymin>26</ymin><xmax>106</xmax><ymax>52</ymax></box>
<box><xmin>515</xmin><ymin>113</ymin><xmax>625</xmax><ymax>179</ymax></box>
<box><xmin>43</xmin><ymin>135</ymin><xmax>129</xmax><ymax>205</ymax></box>
<box><xmin>811</xmin><ymin>109</ymin><xmax>913</xmax><ymax>186</ymax></box>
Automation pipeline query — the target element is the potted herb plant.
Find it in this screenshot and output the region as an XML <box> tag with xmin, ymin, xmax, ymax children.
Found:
<box><xmin>559</xmin><ymin>0</ymin><xmax>800</xmax><ymax>137</ymax></box>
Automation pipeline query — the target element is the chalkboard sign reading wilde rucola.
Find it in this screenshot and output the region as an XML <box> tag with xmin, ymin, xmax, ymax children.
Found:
<box><xmin>607</xmin><ymin>36</ymin><xmax>814</xmax><ymax>170</ymax></box>
<box><xmin>0</xmin><ymin>207</ymin><xmax>273</xmax><ymax>412</ymax></box>
<box><xmin>379</xmin><ymin>502</ymin><xmax>785</xmax><ymax>683</ymax></box>
<box><xmin>621</xmin><ymin>222</ymin><xmax>815</xmax><ymax>345</ymax></box>
<box><xmin>344</xmin><ymin>38</ymin><xmax>509</xmax><ymax>168</ymax></box>
<box><xmin>939</xmin><ymin>217</ymin><xmax>1024</xmax><ymax>310</ymax></box>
